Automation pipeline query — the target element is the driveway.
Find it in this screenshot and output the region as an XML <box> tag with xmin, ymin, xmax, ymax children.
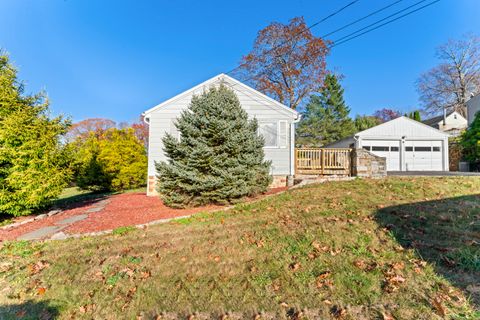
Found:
<box><xmin>388</xmin><ymin>171</ymin><xmax>480</xmax><ymax>177</ymax></box>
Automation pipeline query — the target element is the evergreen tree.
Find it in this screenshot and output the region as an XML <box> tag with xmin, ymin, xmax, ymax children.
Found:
<box><xmin>354</xmin><ymin>115</ymin><xmax>381</xmax><ymax>131</ymax></box>
<box><xmin>0</xmin><ymin>53</ymin><xmax>71</xmax><ymax>216</ymax></box>
<box><xmin>461</xmin><ymin>111</ymin><xmax>480</xmax><ymax>169</ymax></box>
<box><xmin>407</xmin><ymin>110</ymin><xmax>422</xmax><ymax>121</ymax></box>
<box><xmin>413</xmin><ymin>110</ymin><xmax>421</xmax><ymax>122</ymax></box>
<box><xmin>156</xmin><ymin>85</ymin><xmax>271</xmax><ymax>207</ymax></box>
<box><xmin>296</xmin><ymin>74</ymin><xmax>356</xmax><ymax>146</ymax></box>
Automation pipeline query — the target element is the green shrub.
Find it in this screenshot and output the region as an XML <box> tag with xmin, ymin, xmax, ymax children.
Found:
<box><xmin>156</xmin><ymin>85</ymin><xmax>271</xmax><ymax>207</ymax></box>
<box><xmin>0</xmin><ymin>53</ymin><xmax>71</xmax><ymax>216</ymax></box>
<box><xmin>461</xmin><ymin>111</ymin><xmax>480</xmax><ymax>169</ymax></box>
<box><xmin>73</xmin><ymin>128</ymin><xmax>147</xmax><ymax>191</ymax></box>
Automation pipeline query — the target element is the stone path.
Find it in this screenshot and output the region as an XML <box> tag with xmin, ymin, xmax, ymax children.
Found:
<box><xmin>16</xmin><ymin>202</ymin><xmax>108</xmax><ymax>241</ymax></box>
<box><xmin>1</xmin><ymin>187</ymin><xmax>288</xmax><ymax>242</ymax></box>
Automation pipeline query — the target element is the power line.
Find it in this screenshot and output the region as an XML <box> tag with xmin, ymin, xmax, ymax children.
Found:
<box><xmin>330</xmin><ymin>0</ymin><xmax>433</xmax><ymax>46</ymax></box>
<box><xmin>330</xmin><ymin>0</ymin><xmax>440</xmax><ymax>48</ymax></box>
<box><xmin>224</xmin><ymin>0</ymin><xmax>360</xmax><ymax>75</ymax></box>
<box><xmin>224</xmin><ymin>0</ymin><xmax>440</xmax><ymax>96</ymax></box>
<box><xmin>321</xmin><ymin>0</ymin><xmax>404</xmax><ymax>38</ymax></box>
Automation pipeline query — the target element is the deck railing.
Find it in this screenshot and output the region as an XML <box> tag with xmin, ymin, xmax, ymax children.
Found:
<box><xmin>295</xmin><ymin>148</ymin><xmax>352</xmax><ymax>175</ymax></box>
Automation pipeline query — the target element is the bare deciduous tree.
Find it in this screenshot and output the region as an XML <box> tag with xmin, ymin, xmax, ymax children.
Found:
<box><xmin>417</xmin><ymin>34</ymin><xmax>480</xmax><ymax>117</ymax></box>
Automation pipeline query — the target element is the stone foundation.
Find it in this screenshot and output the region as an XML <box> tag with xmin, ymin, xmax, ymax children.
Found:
<box><xmin>147</xmin><ymin>176</ymin><xmax>158</xmax><ymax>196</ymax></box>
<box><xmin>147</xmin><ymin>174</ymin><xmax>289</xmax><ymax>196</ymax></box>
<box><xmin>270</xmin><ymin>175</ymin><xmax>289</xmax><ymax>188</ymax></box>
<box><xmin>351</xmin><ymin>149</ymin><xmax>387</xmax><ymax>178</ymax></box>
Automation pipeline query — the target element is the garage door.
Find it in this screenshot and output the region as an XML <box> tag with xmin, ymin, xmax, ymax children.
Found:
<box><xmin>405</xmin><ymin>140</ymin><xmax>443</xmax><ymax>171</ymax></box>
<box><xmin>362</xmin><ymin>140</ymin><xmax>401</xmax><ymax>171</ymax></box>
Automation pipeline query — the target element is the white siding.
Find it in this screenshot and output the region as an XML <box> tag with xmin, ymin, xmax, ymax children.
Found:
<box><xmin>354</xmin><ymin>117</ymin><xmax>449</xmax><ymax>171</ymax></box>
<box><xmin>145</xmin><ymin>75</ymin><xmax>298</xmax><ymax>178</ymax></box>
<box><xmin>437</xmin><ymin>112</ymin><xmax>467</xmax><ymax>131</ymax></box>
<box><xmin>467</xmin><ymin>94</ymin><xmax>480</xmax><ymax>125</ymax></box>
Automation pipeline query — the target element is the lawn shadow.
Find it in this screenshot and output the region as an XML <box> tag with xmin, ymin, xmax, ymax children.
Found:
<box><xmin>0</xmin><ymin>300</ymin><xmax>59</xmax><ymax>319</ymax></box>
<box><xmin>375</xmin><ymin>194</ymin><xmax>480</xmax><ymax>308</ymax></box>
<box><xmin>51</xmin><ymin>189</ymin><xmax>112</xmax><ymax>211</ymax></box>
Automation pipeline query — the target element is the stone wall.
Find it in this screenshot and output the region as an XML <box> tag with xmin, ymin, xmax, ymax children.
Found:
<box><xmin>351</xmin><ymin>148</ymin><xmax>387</xmax><ymax>178</ymax></box>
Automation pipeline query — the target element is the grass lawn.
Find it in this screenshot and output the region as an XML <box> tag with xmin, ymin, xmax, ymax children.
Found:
<box><xmin>0</xmin><ymin>177</ymin><xmax>479</xmax><ymax>319</ymax></box>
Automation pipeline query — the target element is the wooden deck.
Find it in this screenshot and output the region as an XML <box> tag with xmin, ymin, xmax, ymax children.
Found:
<box><xmin>295</xmin><ymin>148</ymin><xmax>352</xmax><ymax>176</ymax></box>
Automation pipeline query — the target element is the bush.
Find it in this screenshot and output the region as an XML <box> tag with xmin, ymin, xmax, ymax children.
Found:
<box><xmin>0</xmin><ymin>53</ymin><xmax>71</xmax><ymax>216</ymax></box>
<box><xmin>156</xmin><ymin>85</ymin><xmax>272</xmax><ymax>207</ymax></box>
<box><xmin>460</xmin><ymin>111</ymin><xmax>480</xmax><ymax>169</ymax></box>
<box><xmin>73</xmin><ymin>128</ymin><xmax>147</xmax><ymax>191</ymax></box>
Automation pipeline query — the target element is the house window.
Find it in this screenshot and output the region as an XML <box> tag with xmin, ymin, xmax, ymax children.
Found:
<box><xmin>391</xmin><ymin>146</ymin><xmax>399</xmax><ymax>152</ymax></box>
<box><xmin>415</xmin><ymin>146</ymin><xmax>432</xmax><ymax>152</ymax></box>
<box><xmin>362</xmin><ymin>146</ymin><xmax>371</xmax><ymax>151</ymax></box>
<box><xmin>258</xmin><ymin>122</ymin><xmax>278</xmax><ymax>147</ymax></box>
<box><xmin>372</xmin><ymin>146</ymin><xmax>389</xmax><ymax>152</ymax></box>
<box><xmin>406</xmin><ymin>147</ymin><xmax>413</xmax><ymax>152</ymax></box>
<box><xmin>433</xmin><ymin>146</ymin><xmax>441</xmax><ymax>152</ymax></box>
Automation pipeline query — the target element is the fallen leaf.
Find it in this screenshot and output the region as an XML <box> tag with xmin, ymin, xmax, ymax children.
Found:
<box><xmin>289</xmin><ymin>262</ymin><xmax>301</xmax><ymax>272</ymax></box>
<box><xmin>382</xmin><ymin>312</ymin><xmax>395</xmax><ymax>320</ymax></box>
<box><xmin>37</xmin><ymin>287</ymin><xmax>46</xmax><ymax>295</ymax></box>
<box><xmin>431</xmin><ymin>296</ymin><xmax>446</xmax><ymax>317</ymax></box>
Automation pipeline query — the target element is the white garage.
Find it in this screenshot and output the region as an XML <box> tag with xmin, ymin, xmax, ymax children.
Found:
<box><xmin>326</xmin><ymin>117</ymin><xmax>449</xmax><ymax>172</ymax></box>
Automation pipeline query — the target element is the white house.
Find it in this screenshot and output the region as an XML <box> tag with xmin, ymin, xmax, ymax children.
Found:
<box><xmin>142</xmin><ymin>74</ymin><xmax>300</xmax><ymax>196</ymax></box>
<box><xmin>422</xmin><ymin>111</ymin><xmax>467</xmax><ymax>136</ymax></box>
<box><xmin>467</xmin><ymin>93</ymin><xmax>480</xmax><ymax>125</ymax></box>
<box><xmin>326</xmin><ymin>117</ymin><xmax>450</xmax><ymax>171</ymax></box>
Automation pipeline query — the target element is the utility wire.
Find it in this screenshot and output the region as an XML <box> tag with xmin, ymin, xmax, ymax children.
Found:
<box><xmin>321</xmin><ymin>0</ymin><xmax>403</xmax><ymax>38</ymax></box>
<box><xmin>224</xmin><ymin>0</ymin><xmax>440</xmax><ymax>94</ymax></box>
<box><xmin>330</xmin><ymin>0</ymin><xmax>440</xmax><ymax>48</ymax></box>
<box><xmin>331</xmin><ymin>0</ymin><xmax>432</xmax><ymax>46</ymax></box>
<box><xmin>224</xmin><ymin>0</ymin><xmax>360</xmax><ymax>75</ymax></box>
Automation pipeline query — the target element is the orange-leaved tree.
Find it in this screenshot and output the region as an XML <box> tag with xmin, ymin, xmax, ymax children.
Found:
<box><xmin>238</xmin><ymin>17</ymin><xmax>330</xmax><ymax>109</ymax></box>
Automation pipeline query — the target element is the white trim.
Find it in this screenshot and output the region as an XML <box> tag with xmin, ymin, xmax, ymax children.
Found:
<box><xmin>143</xmin><ymin>73</ymin><xmax>299</xmax><ymax>118</ymax></box>
<box><xmin>278</xmin><ymin>120</ymin><xmax>288</xmax><ymax>149</ymax></box>
<box><xmin>290</xmin><ymin>122</ymin><xmax>295</xmax><ymax>176</ymax></box>
<box><xmin>356</xmin><ymin>116</ymin><xmax>449</xmax><ymax>138</ymax></box>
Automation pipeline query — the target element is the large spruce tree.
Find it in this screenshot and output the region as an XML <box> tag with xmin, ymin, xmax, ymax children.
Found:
<box><xmin>296</xmin><ymin>74</ymin><xmax>356</xmax><ymax>146</ymax></box>
<box><xmin>156</xmin><ymin>85</ymin><xmax>271</xmax><ymax>207</ymax></box>
<box><xmin>0</xmin><ymin>53</ymin><xmax>70</xmax><ymax>216</ymax></box>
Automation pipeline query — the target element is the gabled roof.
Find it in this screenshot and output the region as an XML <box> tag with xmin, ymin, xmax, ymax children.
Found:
<box><xmin>356</xmin><ymin>116</ymin><xmax>449</xmax><ymax>138</ymax></box>
<box><xmin>142</xmin><ymin>73</ymin><xmax>299</xmax><ymax>118</ymax></box>
<box><xmin>422</xmin><ymin>111</ymin><xmax>466</xmax><ymax>126</ymax></box>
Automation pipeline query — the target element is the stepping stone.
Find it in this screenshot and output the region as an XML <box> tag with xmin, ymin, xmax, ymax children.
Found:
<box><xmin>55</xmin><ymin>214</ymin><xmax>88</xmax><ymax>225</ymax></box>
<box><xmin>50</xmin><ymin>231</ymin><xmax>68</xmax><ymax>240</ymax></box>
<box><xmin>85</xmin><ymin>207</ymin><xmax>104</xmax><ymax>213</ymax></box>
<box><xmin>96</xmin><ymin>199</ymin><xmax>110</xmax><ymax>206</ymax></box>
<box><xmin>17</xmin><ymin>226</ymin><xmax>63</xmax><ymax>241</ymax></box>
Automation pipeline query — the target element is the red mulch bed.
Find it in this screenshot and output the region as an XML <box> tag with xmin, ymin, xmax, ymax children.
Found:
<box><xmin>0</xmin><ymin>187</ymin><xmax>287</xmax><ymax>241</ymax></box>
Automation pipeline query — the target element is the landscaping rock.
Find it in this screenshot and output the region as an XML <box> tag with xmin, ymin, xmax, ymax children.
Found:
<box><xmin>34</xmin><ymin>214</ymin><xmax>47</xmax><ymax>220</ymax></box>
<box><xmin>50</xmin><ymin>231</ymin><xmax>68</xmax><ymax>240</ymax></box>
<box><xmin>47</xmin><ymin>209</ymin><xmax>62</xmax><ymax>216</ymax></box>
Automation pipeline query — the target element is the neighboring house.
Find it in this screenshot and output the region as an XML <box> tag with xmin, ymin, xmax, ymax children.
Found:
<box><xmin>467</xmin><ymin>93</ymin><xmax>480</xmax><ymax>125</ymax></box>
<box><xmin>326</xmin><ymin>116</ymin><xmax>449</xmax><ymax>171</ymax></box>
<box><xmin>422</xmin><ymin>111</ymin><xmax>467</xmax><ymax>137</ymax></box>
<box><xmin>142</xmin><ymin>74</ymin><xmax>300</xmax><ymax>196</ymax></box>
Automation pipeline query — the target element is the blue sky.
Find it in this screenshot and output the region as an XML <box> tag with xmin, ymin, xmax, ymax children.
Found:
<box><xmin>1</xmin><ymin>0</ymin><xmax>479</xmax><ymax>122</ymax></box>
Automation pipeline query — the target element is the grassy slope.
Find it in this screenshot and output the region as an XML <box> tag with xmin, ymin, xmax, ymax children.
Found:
<box><xmin>0</xmin><ymin>177</ymin><xmax>479</xmax><ymax>319</ymax></box>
